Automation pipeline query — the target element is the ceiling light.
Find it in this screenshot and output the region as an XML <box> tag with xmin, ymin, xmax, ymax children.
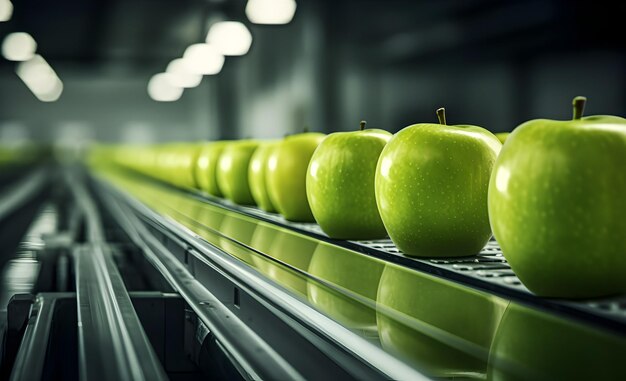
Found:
<box><xmin>2</xmin><ymin>32</ymin><xmax>37</xmax><ymax>61</ymax></box>
<box><xmin>0</xmin><ymin>0</ymin><xmax>13</xmax><ymax>22</ymax></box>
<box><xmin>16</xmin><ymin>55</ymin><xmax>63</xmax><ymax>102</ymax></box>
<box><xmin>148</xmin><ymin>73</ymin><xmax>183</xmax><ymax>102</ymax></box>
<box><xmin>183</xmin><ymin>43</ymin><xmax>225</xmax><ymax>75</ymax></box>
<box><xmin>165</xmin><ymin>58</ymin><xmax>202</xmax><ymax>88</ymax></box>
<box><xmin>245</xmin><ymin>0</ymin><xmax>297</xmax><ymax>25</ymax></box>
<box><xmin>206</xmin><ymin>21</ymin><xmax>252</xmax><ymax>56</ymax></box>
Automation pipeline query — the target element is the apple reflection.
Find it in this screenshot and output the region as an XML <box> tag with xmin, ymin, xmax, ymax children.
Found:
<box><xmin>190</xmin><ymin>205</ymin><xmax>225</xmax><ymax>232</ymax></box>
<box><xmin>218</xmin><ymin>213</ymin><xmax>257</xmax><ymax>263</ymax></box>
<box><xmin>307</xmin><ymin>244</ymin><xmax>384</xmax><ymax>332</ymax></box>
<box><xmin>376</xmin><ymin>264</ymin><xmax>507</xmax><ymax>378</ymax></box>
<box><xmin>184</xmin><ymin>203</ymin><xmax>225</xmax><ymax>247</ymax></box>
<box><xmin>488</xmin><ymin>302</ymin><xmax>626</xmax><ymax>380</ymax></box>
<box><xmin>250</xmin><ymin>223</ymin><xmax>317</xmax><ymax>298</ymax></box>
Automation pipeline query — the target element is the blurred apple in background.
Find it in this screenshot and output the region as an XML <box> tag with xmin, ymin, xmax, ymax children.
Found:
<box><xmin>155</xmin><ymin>143</ymin><xmax>202</xmax><ymax>189</ymax></box>
<box><xmin>307</xmin><ymin>243</ymin><xmax>384</xmax><ymax>332</ymax></box>
<box><xmin>195</xmin><ymin>141</ymin><xmax>230</xmax><ymax>197</ymax></box>
<box><xmin>488</xmin><ymin>96</ymin><xmax>626</xmax><ymax>298</ymax></box>
<box><xmin>248</xmin><ymin>141</ymin><xmax>278</xmax><ymax>212</ymax></box>
<box><xmin>306</xmin><ymin>121</ymin><xmax>391</xmax><ymax>239</ymax></box>
<box><xmin>377</xmin><ymin>264</ymin><xmax>507</xmax><ymax>378</ymax></box>
<box><xmin>217</xmin><ymin>140</ymin><xmax>260</xmax><ymax>205</ymax></box>
<box><xmin>162</xmin><ymin>144</ymin><xmax>183</xmax><ymax>186</ymax></box>
<box><xmin>494</xmin><ymin>132</ymin><xmax>509</xmax><ymax>144</ymax></box>
<box><xmin>266</xmin><ymin>132</ymin><xmax>325</xmax><ymax>221</ymax></box>
<box><xmin>488</xmin><ymin>302</ymin><xmax>626</xmax><ymax>380</ymax></box>
<box><xmin>376</xmin><ymin>108</ymin><xmax>501</xmax><ymax>256</ymax></box>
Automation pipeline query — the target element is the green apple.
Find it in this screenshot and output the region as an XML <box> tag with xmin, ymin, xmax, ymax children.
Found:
<box><xmin>377</xmin><ymin>264</ymin><xmax>507</xmax><ymax>378</ymax></box>
<box><xmin>153</xmin><ymin>144</ymin><xmax>173</xmax><ymax>184</ymax></box>
<box><xmin>216</xmin><ymin>140</ymin><xmax>260</xmax><ymax>205</ymax></box>
<box><xmin>488</xmin><ymin>302</ymin><xmax>626</xmax><ymax>380</ymax></box>
<box><xmin>266</xmin><ymin>132</ymin><xmax>326</xmax><ymax>221</ymax></box>
<box><xmin>195</xmin><ymin>141</ymin><xmax>230</xmax><ymax>197</ymax></box>
<box><xmin>488</xmin><ymin>96</ymin><xmax>626</xmax><ymax>298</ymax></box>
<box><xmin>248</xmin><ymin>142</ymin><xmax>278</xmax><ymax>212</ymax></box>
<box><xmin>375</xmin><ymin>108</ymin><xmax>501</xmax><ymax>257</ymax></box>
<box><xmin>250</xmin><ymin>224</ymin><xmax>318</xmax><ymax>298</ymax></box>
<box><xmin>155</xmin><ymin>143</ymin><xmax>200</xmax><ymax>189</ymax></box>
<box><xmin>494</xmin><ymin>132</ymin><xmax>509</xmax><ymax>144</ymax></box>
<box><xmin>185</xmin><ymin>143</ymin><xmax>204</xmax><ymax>189</ymax></box>
<box><xmin>306</xmin><ymin>121</ymin><xmax>392</xmax><ymax>239</ymax></box>
<box><xmin>307</xmin><ymin>243</ymin><xmax>384</xmax><ymax>331</ymax></box>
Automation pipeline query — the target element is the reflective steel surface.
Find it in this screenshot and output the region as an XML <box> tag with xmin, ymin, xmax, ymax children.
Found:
<box><xmin>97</xmin><ymin>167</ymin><xmax>626</xmax><ymax>380</ymax></box>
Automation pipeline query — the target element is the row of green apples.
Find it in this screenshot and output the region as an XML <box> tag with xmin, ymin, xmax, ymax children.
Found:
<box><xmin>104</xmin><ymin>96</ymin><xmax>626</xmax><ymax>299</ymax></box>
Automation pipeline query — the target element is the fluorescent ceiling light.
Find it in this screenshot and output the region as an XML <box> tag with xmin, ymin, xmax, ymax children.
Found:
<box><xmin>148</xmin><ymin>73</ymin><xmax>183</xmax><ymax>102</ymax></box>
<box><xmin>245</xmin><ymin>0</ymin><xmax>297</xmax><ymax>25</ymax></box>
<box><xmin>0</xmin><ymin>0</ymin><xmax>13</xmax><ymax>22</ymax></box>
<box><xmin>206</xmin><ymin>21</ymin><xmax>252</xmax><ymax>56</ymax></box>
<box><xmin>16</xmin><ymin>55</ymin><xmax>63</xmax><ymax>102</ymax></box>
<box><xmin>2</xmin><ymin>32</ymin><xmax>37</xmax><ymax>61</ymax></box>
<box><xmin>183</xmin><ymin>43</ymin><xmax>225</xmax><ymax>75</ymax></box>
<box><xmin>165</xmin><ymin>58</ymin><xmax>202</xmax><ymax>88</ymax></box>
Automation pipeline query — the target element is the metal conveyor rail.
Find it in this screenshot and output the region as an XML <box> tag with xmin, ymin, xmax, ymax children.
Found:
<box><xmin>96</xmin><ymin>172</ymin><xmax>429</xmax><ymax>381</ymax></box>
<box><xmin>66</xmin><ymin>171</ymin><xmax>167</xmax><ymax>381</ymax></box>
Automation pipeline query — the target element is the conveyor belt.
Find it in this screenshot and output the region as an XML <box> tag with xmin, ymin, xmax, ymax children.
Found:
<box><xmin>81</xmin><ymin>167</ymin><xmax>626</xmax><ymax>379</ymax></box>
<box><xmin>101</xmin><ymin>185</ymin><xmax>307</xmax><ymax>381</ymax></box>
<box><xmin>66</xmin><ymin>171</ymin><xmax>168</xmax><ymax>381</ymax></box>
<box><xmin>105</xmin><ymin>168</ymin><xmax>626</xmax><ymax>336</ymax></box>
<box><xmin>96</xmin><ymin>171</ymin><xmax>430</xmax><ymax>381</ymax></box>
<box><xmin>182</xmin><ymin>188</ymin><xmax>626</xmax><ymax>335</ymax></box>
<box><xmin>8</xmin><ymin>294</ymin><xmax>71</xmax><ymax>381</ymax></box>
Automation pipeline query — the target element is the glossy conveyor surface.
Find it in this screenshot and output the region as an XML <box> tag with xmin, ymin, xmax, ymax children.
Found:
<box><xmin>94</xmin><ymin>167</ymin><xmax>626</xmax><ymax>380</ymax></box>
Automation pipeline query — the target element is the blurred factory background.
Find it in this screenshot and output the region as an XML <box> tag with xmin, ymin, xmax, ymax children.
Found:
<box><xmin>0</xmin><ymin>0</ymin><xmax>625</xmax><ymax>145</ymax></box>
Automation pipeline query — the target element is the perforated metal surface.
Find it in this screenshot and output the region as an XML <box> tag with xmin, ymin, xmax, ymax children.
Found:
<box><xmin>186</xmin><ymin>190</ymin><xmax>626</xmax><ymax>334</ymax></box>
<box><xmin>98</xmin><ymin>170</ymin><xmax>625</xmax><ymax>335</ymax></box>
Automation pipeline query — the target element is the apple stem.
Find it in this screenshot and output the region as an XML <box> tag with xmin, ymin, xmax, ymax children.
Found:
<box><xmin>436</xmin><ymin>108</ymin><xmax>447</xmax><ymax>125</ymax></box>
<box><xmin>572</xmin><ymin>96</ymin><xmax>586</xmax><ymax>120</ymax></box>
<box><xmin>360</xmin><ymin>121</ymin><xmax>366</xmax><ymax>131</ymax></box>
<box><xmin>303</xmin><ymin>126</ymin><xmax>310</xmax><ymax>133</ymax></box>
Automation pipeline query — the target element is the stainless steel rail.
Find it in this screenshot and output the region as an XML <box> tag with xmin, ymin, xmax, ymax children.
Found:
<box><xmin>66</xmin><ymin>171</ymin><xmax>168</xmax><ymax>381</ymax></box>
<box><xmin>96</xmin><ymin>174</ymin><xmax>429</xmax><ymax>381</ymax></box>
<box><xmin>101</xmin><ymin>180</ymin><xmax>306</xmax><ymax>381</ymax></box>
<box><xmin>8</xmin><ymin>294</ymin><xmax>55</xmax><ymax>381</ymax></box>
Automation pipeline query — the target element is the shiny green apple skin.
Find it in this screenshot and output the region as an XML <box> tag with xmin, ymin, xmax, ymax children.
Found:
<box><xmin>377</xmin><ymin>264</ymin><xmax>507</xmax><ymax>378</ymax></box>
<box><xmin>488</xmin><ymin>113</ymin><xmax>626</xmax><ymax>298</ymax></box>
<box><xmin>216</xmin><ymin>141</ymin><xmax>259</xmax><ymax>205</ymax></box>
<box><xmin>306</xmin><ymin>129</ymin><xmax>392</xmax><ymax>239</ymax></box>
<box><xmin>307</xmin><ymin>243</ymin><xmax>384</xmax><ymax>330</ymax></box>
<box><xmin>488</xmin><ymin>302</ymin><xmax>626</xmax><ymax>380</ymax></box>
<box><xmin>248</xmin><ymin>142</ymin><xmax>278</xmax><ymax>212</ymax></box>
<box><xmin>494</xmin><ymin>132</ymin><xmax>509</xmax><ymax>144</ymax></box>
<box><xmin>375</xmin><ymin>122</ymin><xmax>501</xmax><ymax>256</ymax></box>
<box><xmin>266</xmin><ymin>133</ymin><xmax>326</xmax><ymax>222</ymax></box>
<box><xmin>195</xmin><ymin>142</ymin><xmax>230</xmax><ymax>197</ymax></box>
